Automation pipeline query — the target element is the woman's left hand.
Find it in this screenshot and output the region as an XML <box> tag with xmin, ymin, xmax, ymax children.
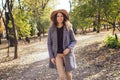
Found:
<box><xmin>63</xmin><ymin>48</ymin><xmax>70</xmax><ymax>55</ymax></box>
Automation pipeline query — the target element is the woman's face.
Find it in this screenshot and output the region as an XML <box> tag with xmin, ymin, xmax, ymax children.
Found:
<box><xmin>56</xmin><ymin>12</ymin><xmax>64</xmax><ymax>24</ymax></box>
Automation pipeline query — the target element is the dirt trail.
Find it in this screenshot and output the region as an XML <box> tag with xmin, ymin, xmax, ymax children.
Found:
<box><xmin>0</xmin><ymin>31</ymin><xmax>120</xmax><ymax>80</ymax></box>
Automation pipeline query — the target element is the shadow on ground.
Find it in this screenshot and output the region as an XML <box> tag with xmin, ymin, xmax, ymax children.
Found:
<box><xmin>0</xmin><ymin>42</ymin><xmax>120</xmax><ymax>80</ymax></box>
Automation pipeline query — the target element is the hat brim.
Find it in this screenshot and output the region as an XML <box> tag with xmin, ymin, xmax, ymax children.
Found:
<box><xmin>50</xmin><ymin>9</ymin><xmax>69</xmax><ymax>21</ymax></box>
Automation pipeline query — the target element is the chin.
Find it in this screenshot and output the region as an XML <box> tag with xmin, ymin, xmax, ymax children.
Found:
<box><xmin>58</xmin><ymin>21</ymin><xmax>63</xmax><ymax>24</ymax></box>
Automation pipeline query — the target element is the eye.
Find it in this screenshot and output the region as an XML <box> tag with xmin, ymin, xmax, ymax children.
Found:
<box><xmin>57</xmin><ymin>13</ymin><xmax>63</xmax><ymax>18</ymax></box>
<box><xmin>57</xmin><ymin>15</ymin><xmax>60</xmax><ymax>17</ymax></box>
<box><xmin>61</xmin><ymin>15</ymin><xmax>63</xmax><ymax>17</ymax></box>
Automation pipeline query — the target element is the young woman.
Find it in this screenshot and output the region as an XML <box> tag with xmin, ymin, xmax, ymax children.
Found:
<box><xmin>47</xmin><ymin>9</ymin><xmax>77</xmax><ymax>80</ymax></box>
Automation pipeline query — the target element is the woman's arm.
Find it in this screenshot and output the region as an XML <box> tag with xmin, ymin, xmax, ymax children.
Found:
<box><xmin>68</xmin><ymin>27</ymin><xmax>77</xmax><ymax>49</ymax></box>
<box><xmin>47</xmin><ymin>28</ymin><xmax>54</xmax><ymax>59</ymax></box>
<box><xmin>63</xmin><ymin>27</ymin><xmax>77</xmax><ymax>55</ymax></box>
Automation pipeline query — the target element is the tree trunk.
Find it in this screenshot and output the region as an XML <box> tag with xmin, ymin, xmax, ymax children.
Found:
<box><xmin>37</xmin><ymin>30</ymin><xmax>41</xmax><ymax>41</ymax></box>
<box><xmin>80</xmin><ymin>26</ymin><xmax>85</xmax><ymax>34</ymax></box>
<box><xmin>0</xmin><ymin>33</ymin><xmax>2</xmax><ymax>44</ymax></box>
<box><xmin>89</xmin><ymin>26</ymin><xmax>90</xmax><ymax>32</ymax></box>
<box><xmin>2</xmin><ymin>12</ymin><xmax>10</xmax><ymax>56</ymax></box>
<box><xmin>97</xmin><ymin>10</ymin><xmax>100</xmax><ymax>33</ymax></box>
<box><xmin>93</xmin><ymin>27</ymin><xmax>96</xmax><ymax>32</ymax></box>
<box><xmin>6</xmin><ymin>0</ymin><xmax>18</xmax><ymax>59</ymax></box>
<box><xmin>112</xmin><ymin>22</ymin><xmax>115</xmax><ymax>35</ymax></box>
<box><xmin>107</xmin><ymin>24</ymin><xmax>109</xmax><ymax>31</ymax></box>
<box><xmin>0</xmin><ymin>37</ymin><xmax>1</xmax><ymax>44</ymax></box>
<box><xmin>93</xmin><ymin>20</ymin><xmax>97</xmax><ymax>32</ymax></box>
<box><xmin>115</xmin><ymin>34</ymin><xmax>118</xmax><ymax>42</ymax></box>
<box><xmin>42</xmin><ymin>28</ymin><xmax>45</xmax><ymax>36</ymax></box>
<box><xmin>97</xmin><ymin>0</ymin><xmax>101</xmax><ymax>33</ymax></box>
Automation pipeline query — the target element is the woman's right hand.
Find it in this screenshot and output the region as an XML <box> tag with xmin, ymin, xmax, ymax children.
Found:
<box><xmin>51</xmin><ymin>58</ymin><xmax>56</xmax><ymax>64</ymax></box>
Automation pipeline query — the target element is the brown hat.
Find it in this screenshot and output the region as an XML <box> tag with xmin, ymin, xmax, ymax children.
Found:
<box><xmin>50</xmin><ymin>9</ymin><xmax>69</xmax><ymax>21</ymax></box>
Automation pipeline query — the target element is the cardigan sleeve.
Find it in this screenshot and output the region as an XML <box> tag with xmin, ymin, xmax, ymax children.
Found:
<box><xmin>68</xmin><ymin>27</ymin><xmax>77</xmax><ymax>49</ymax></box>
<box><xmin>47</xmin><ymin>28</ymin><xmax>54</xmax><ymax>59</ymax></box>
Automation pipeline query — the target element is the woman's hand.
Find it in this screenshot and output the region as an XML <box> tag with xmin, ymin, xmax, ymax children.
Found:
<box><xmin>51</xmin><ymin>58</ymin><xmax>56</xmax><ymax>64</ymax></box>
<box><xmin>63</xmin><ymin>48</ymin><xmax>70</xmax><ymax>55</ymax></box>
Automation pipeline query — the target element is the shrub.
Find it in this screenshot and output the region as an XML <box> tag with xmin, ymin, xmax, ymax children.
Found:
<box><xmin>104</xmin><ymin>35</ymin><xmax>120</xmax><ymax>48</ymax></box>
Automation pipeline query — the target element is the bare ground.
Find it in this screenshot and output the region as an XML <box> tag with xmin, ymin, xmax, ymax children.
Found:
<box><xmin>0</xmin><ymin>31</ymin><xmax>120</xmax><ymax>80</ymax></box>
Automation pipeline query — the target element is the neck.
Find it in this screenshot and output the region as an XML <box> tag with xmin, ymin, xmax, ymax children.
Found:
<box><xmin>57</xmin><ymin>23</ymin><xmax>63</xmax><ymax>28</ymax></box>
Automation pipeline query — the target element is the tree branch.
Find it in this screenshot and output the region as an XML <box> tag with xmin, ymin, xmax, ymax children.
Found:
<box><xmin>41</xmin><ymin>0</ymin><xmax>49</xmax><ymax>10</ymax></box>
<box><xmin>101</xmin><ymin>19</ymin><xmax>114</xmax><ymax>25</ymax></box>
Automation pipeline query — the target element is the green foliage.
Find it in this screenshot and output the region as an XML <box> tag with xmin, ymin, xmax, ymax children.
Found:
<box><xmin>11</xmin><ymin>0</ymin><xmax>52</xmax><ymax>37</ymax></box>
<box><xmin>102</xmin><ymin>0</ymin><xmax>120</xmax><ymax>22</ymax></box>
<box><xmin>38</xmin><ymin>7</ymin><xmax>51</xmax><ymax>30</ymax></box>
<box><xmin>70</xmin><ymin>0</ymin><xmax>97</xmax><ymax>30</ymax></box>
<box><xmin>21</xmin><ymin>0</ymin><xmax>51</xmax><ymax>35</ymax></box>
<box><xmin>70</xmin><ymin>0</ymin><xmax>120</xmax><ymax>32</ymax></box>
<box><xmin>104</xmin><ymin>35</ymin><xmax>120</xmax><ymax>48</ymax></box>
<box><xmin>13</xmin><ymin>8</ymin><xmax>31</xmax><ymax>37</ymax></box>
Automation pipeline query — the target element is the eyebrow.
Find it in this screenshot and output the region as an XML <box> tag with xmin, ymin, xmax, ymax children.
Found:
<box><xmin>57</xmin><ymin>14</ymin><xmax>63</xmax><ymax>16</ymax></box>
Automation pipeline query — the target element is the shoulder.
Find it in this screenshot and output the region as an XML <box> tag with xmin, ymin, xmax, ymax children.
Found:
<box><xmin>65</xmin><ymin>21</ymin><xmax>73</xmax><ymax>31</ymax></box>
<box><xmin>48</xmin><ymin>26</ymin><xmax>56</xmax><ymax>35</ymax></box>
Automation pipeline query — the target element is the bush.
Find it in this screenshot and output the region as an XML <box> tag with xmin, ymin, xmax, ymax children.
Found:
<box><xmin>104</xmin><ymin>35</ymin><xmax>120</xmax><ymax>48</ymax></box>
